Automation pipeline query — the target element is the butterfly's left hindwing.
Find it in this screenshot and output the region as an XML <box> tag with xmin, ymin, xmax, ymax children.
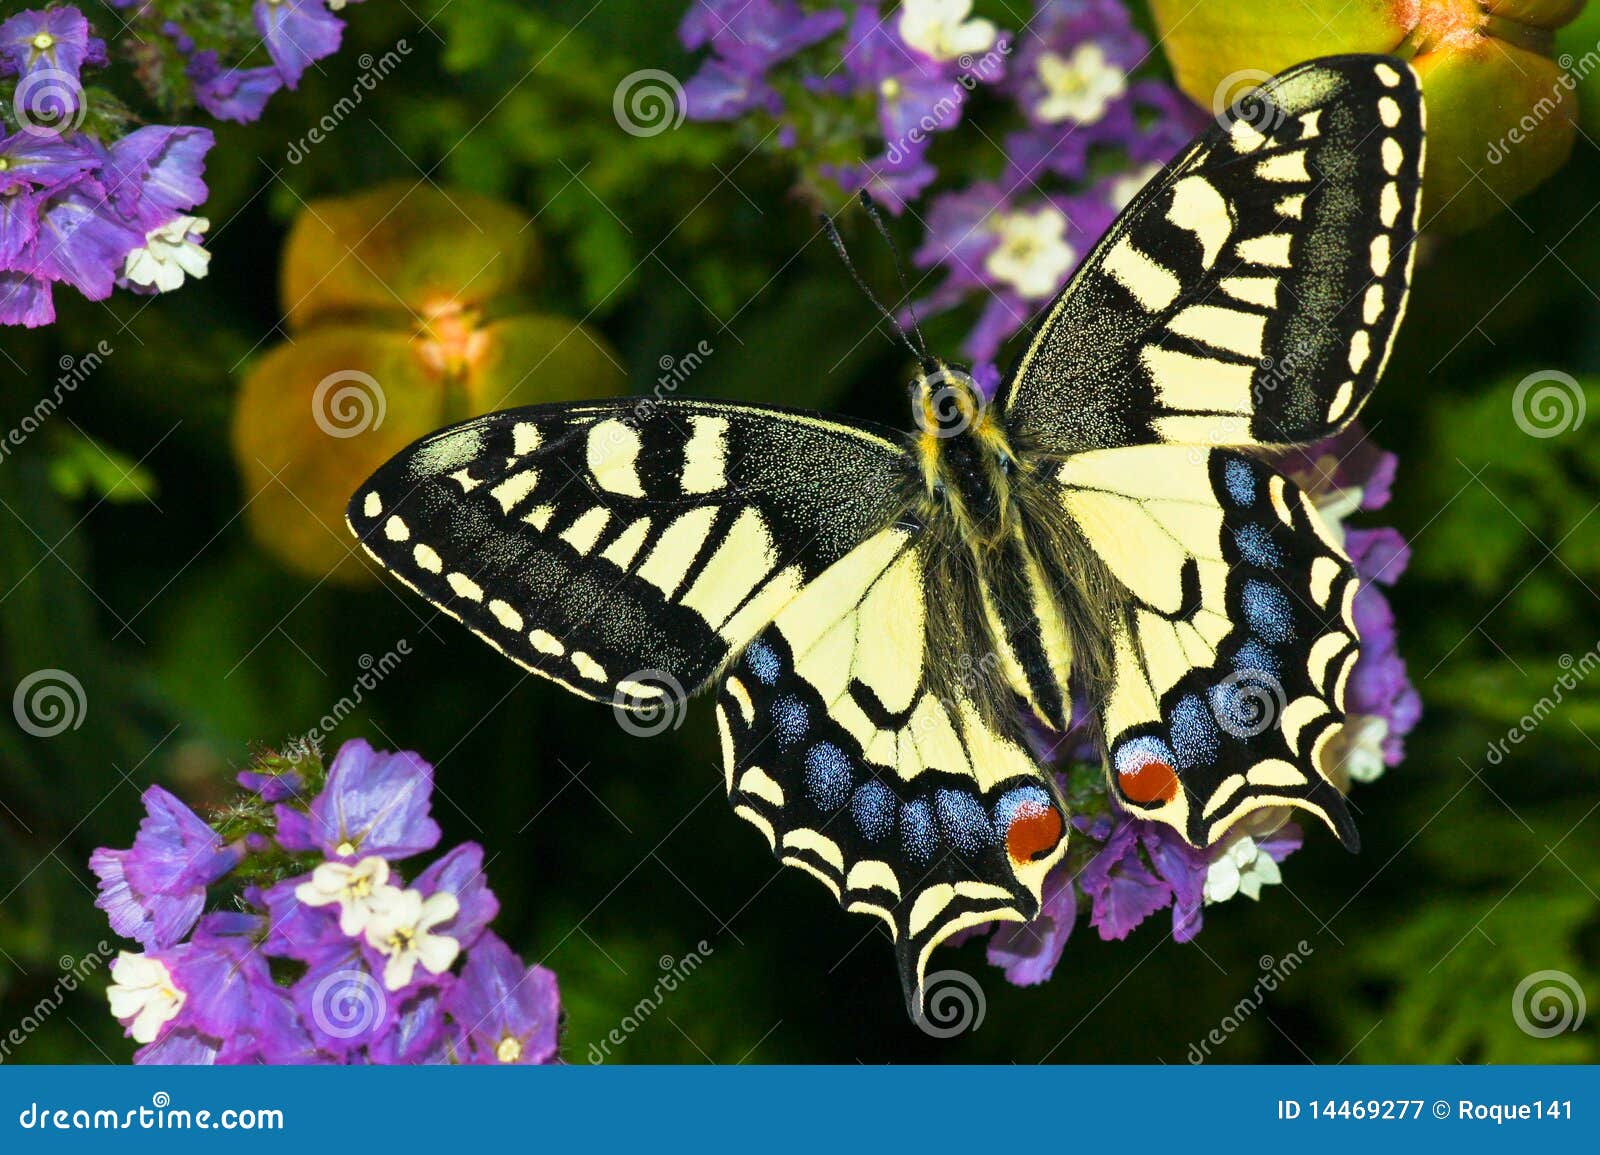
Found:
<box><xmin>1054</xmin><ymin>445</ymin><xmax>1360</xmax><ymax>849</ymax></box>
<box><xmin>1002</xmin><ymin>56</ymin><xmax>1424</xmax><ymax>455</ymax></box>
<box><xmin>348</xmin><ymin>400</ymin><xmax>914</xmax><ymax>705</ymax></box>
<box><xmin>717</xmin><ymin>528</ymin><xmax>1068</xmax><ymax>1007</ymax></box>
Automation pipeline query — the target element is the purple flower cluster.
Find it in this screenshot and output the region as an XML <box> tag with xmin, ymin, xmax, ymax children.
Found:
<box><xmin>129</xmin><ymin>0</ymin><xmax>368</xmax><ymax>124</ymax></box>
<box><xmin>93</xmin><ymin>739</ymin><xmax>561</xmax><ymax>1064</ymax></box>
<box><xmin>679</xmin><ymin>0</ymin><xmax>1206</xmax><ymax>363</ymax></box>
<box><xmin>971</xmin><ymin>426</ymin><xmax>1418</xmax><ymax>986</ymax></box>
<box><xmin>0</xmin><ymin>7</ymin><xmax>214</xmax><ymax>326</ymax></box>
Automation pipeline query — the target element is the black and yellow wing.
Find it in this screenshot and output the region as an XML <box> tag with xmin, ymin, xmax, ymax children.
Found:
<box><xmin>347</xmin><ymin>400</ymin><xmax>913</xmax><ymax>704</ymax></box>
<box><xmin>998</xmin><ymin>55</ymin><xmax>1422</xmax><ymax>853</ymax></box>
<box><xmin>1052</xmin><ymin>446</ymin><xmax>1360</xmax><ymax>849</ymax></box>
<box><xmin>1001</xmin><ymin>55</ymin><xmax>1424</xmax><ymax>455</ymax></box>
<box><xmin>715</xmin><ymin>527</ymin><xmax>1068</xmax><ymax>1007</ymax></box>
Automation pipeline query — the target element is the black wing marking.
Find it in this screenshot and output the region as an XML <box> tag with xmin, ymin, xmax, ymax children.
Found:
<box><xmin>1001</xmin><ymin>55</ymin><xmax>1424</xmax><ymax>454</ymax></box>
<box><xmin>348</xmin><ymin>400</ymin><xmax>915</xmax><ymax>704</ymax></box>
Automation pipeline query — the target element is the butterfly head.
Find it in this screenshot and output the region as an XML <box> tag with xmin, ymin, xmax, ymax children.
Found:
<box><xmin>911</xmin><ymin>363</ymin><xmax>1017</xmax><ymax>546</ymax></box>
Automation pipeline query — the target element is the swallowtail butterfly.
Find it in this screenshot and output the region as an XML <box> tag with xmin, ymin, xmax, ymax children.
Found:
<box><xmin>349</xmin><ymin>56</ymin><xmax>1423</xmax><ymax>1014</ymax></box>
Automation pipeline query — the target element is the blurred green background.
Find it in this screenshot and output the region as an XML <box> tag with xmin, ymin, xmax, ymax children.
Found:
<box><xmin>1</xmin><ymin>0</ymin><xmax>1598</xmax><ymax>1064</ymax></box>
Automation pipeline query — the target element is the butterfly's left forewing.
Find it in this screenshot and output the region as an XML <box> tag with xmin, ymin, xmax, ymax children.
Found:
<box><xmin>717</xmin><ymin>528</ymin><xmax>1068</xmax><ymax>1007</ymax></box>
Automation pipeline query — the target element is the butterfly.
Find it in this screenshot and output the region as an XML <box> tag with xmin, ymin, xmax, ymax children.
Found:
<box><xmin>348</xmin><ymin>56</ymin><xmax>1423</xmax><ymax>1016</ymax></box>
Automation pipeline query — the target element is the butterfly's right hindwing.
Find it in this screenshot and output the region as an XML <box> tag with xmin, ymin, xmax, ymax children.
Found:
<box><xmin>348</xmin><ymin>400</ymin><xmax>914</xmax><ymax>704</ymax></box>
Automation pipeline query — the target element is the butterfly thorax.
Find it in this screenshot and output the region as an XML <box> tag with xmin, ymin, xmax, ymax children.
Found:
<box><xmin>911</xmin><ymin>366</ymin><xmax>1016</xmax><ymax>550</ymax></box>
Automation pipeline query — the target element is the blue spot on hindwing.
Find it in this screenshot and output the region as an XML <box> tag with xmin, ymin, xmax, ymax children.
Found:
<box><xmin>935</xmin><ymin>788</ymin><xmax>993</xmax><ymax>853</ymax></box>
<box><xmin>1234</xmin><ymin>523</ymin><xmax>1282</xmax><ymax>568</ymax></box>
<box><xmin>1232</xmin><ymin>639</ymin><xmax>1280</xmax><ymax>677</ymax></box>
<box><xmin>899</xmin><ymin>799</ymin><xmax>937</xmax><ymax>865</ymax></box>
<box><xmin>744</xmin><ymin>640</ymin><xmax>780</xmax><ymax>686</ymax></box>
<box><xmin>851</xmin><ymin>781</ymin><xmax>895</xmax><ymax>843</ymax></box>
<box><xmin>1169</xmin><ymin>693</ymin><xmax>1220</xmax><ymax>769</ymax></box>
<box><xmin>1241</xmin><ymin>579</ymin><xmax>1294</xmax><ymax>644</ymax></box>
<box><xmin>1224</xmin><ymin>458</ymin><xmax>1256</xmax><ymax>506</ymax></box>
<box><xmin>771</xmin><ymin>694</ymin><xmax>808</xmax><ymax>747</ymax></box>
<box><xmin>803</xmin><ymin>743</ymin><xmax>852</xmax><ymax>812</ymax></box>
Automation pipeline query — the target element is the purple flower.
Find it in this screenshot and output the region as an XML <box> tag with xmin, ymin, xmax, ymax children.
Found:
<box><xmin>0</xmin><ymin>131</ymin><xmax>99</xmax><ymax>191</ymax></box>
<box><xmin>843</xmin><ymin>8</ymin><xmax>966</xmax><ymax>146</ymax></box>
<box><xmin>0</xmin><ymin>7</ymin><xmax>107</xmax><ymax>87</ymax></box>
<box><xmin>445</xmin><ymin>933</ymin><xmax>561</xmax><ymax>1064</ymax></box>
<box><xmin>366</xmin><ymin>987</ymin><xmax>456</xmax><ymax>1064</ymax></box>
<box><xmin>415</xmin><ymin>842</ymin><xmax>500</xmax><ymax>952</ymax></box>
<box><xmin>679</xmin><ymin>0</ymin><xmax>844</xmax><ymax>72</ymax></box>
<box><xmin>275</xmin><ymin>738</ymin><xmax>442</xmax><ymax>860</ymax></box>
<box><xmin>985</xmin><ymin>868</ymin><xmax>1077</xmax><ymax>984</ymax></box>
<box><xmin>112</xmin><ymin>921</ymin><xmax>279</xmax><ymax>1063</ymax></box>
<box><xmin>99</xmin><ymin>126</ymin><xmax>213</xmax><ymax>226</ymax></box>
<box><xmin>186</xmin><ymin>52</ymin><xmax>285</xmax><ymax>123</ymax></box>
<box><xmin>237</xmin><ymin>766</ymin><xmax>305</xmax><ymax>804</ymax></box>
<box><xmin>90</xmin><ymin>786</ymin><xmax>244</xmax><ymax>949</ymax></box>
<box><xmin>1139</xmin><ymin>822</ymin><xmax>1210</xmax><ymax>943</ymax></box>
<box><xmin>1077</xmin><ymin>816</ymin><xmax>1174</xmax><ymax>940</ymax></box>
<box><xmin>0</xmin><ymin>183</ymin><xmax>46</xmax><ymax>264</ymax></box>
<box><xmin>682</xmin><ymin>59</ymin><xmax>781</xmax><ymax>121</ymax></box>
<box><xmin>292</xmin><ymin>952</ymin><xmax>400</xmax><ymax>1057</ymax></box>
<box><xmin>101</xmin><ymin>737</ymin><xmax>561</xmax><ymax>1064</ymax></box>
<box><xmin>0</xmin><ymin>271</ymin><xmax>52</xmax><ymax>326</ymax></box>
<box><xmin>993</xmin><ymin>0</ymin><xmax>1146</xmax><ymax>185</ymax></box>
<box><xmin>256</xmin><ymin>0</ymin><xmax>344</xmax><ymax>89</ymax></box>
<box><xmin>27</xmin><ymin>177</ymin><xmax>145</xmax><ymax>299</ymax></box>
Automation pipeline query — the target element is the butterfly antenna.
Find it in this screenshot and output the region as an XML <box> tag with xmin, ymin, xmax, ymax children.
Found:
<box><xmin>857</xmin><ymin>191</ymin><xmax>932</xmax><ymax>367</ymax></box>
<box><xmin>819</xmin><ymin>209</ymin><xmax>936</xmax><ymax>372</ymax></box>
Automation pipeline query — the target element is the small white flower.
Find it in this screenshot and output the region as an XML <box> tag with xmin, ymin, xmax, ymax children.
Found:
<box><xmin>985</xmin><ymin>205</ymin><xmax>1076</xmax><ymax>300</ymax></box>
<box><xmin>123</xmin><ymin>215</ymin><xmax>211</xmax><ymax>294</ymax></box>
<box><xmin>1108</xmin><ymin>161</ymin><xmax>1163</xmax><ymax>211</ymax></box>
<box><xmin>1203</xmin><ymin>836</ymin><xmax>1284</xmax><ymax>904</ymax></box>
<box><xmin>1329</xmin><ymin>714</ymin><xmax>1390</xmax><ymax>785</ymax></box>
<box><xmin>295</xmin><ymin>855</ymin><xmax>399</xmax><ymax>937</ymax></box>
<box><xmin>1035</xmin><ymin>42</ymin><xmax>1127</xmax><ymax>125</ymax></box>
<box><xmin>363</xmin><ymin>887</ymin><xmax>461</xmax><ymax>991</ymax></box>
<box><xmin>899</xmin><ymin>0</ymin><xmax>997</xmax><ymax>62</ymax></box>
<box><xmin>106</xmin><ymin>952</ymin><xmax>185</xmax><ymax>1045</ymax></box>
